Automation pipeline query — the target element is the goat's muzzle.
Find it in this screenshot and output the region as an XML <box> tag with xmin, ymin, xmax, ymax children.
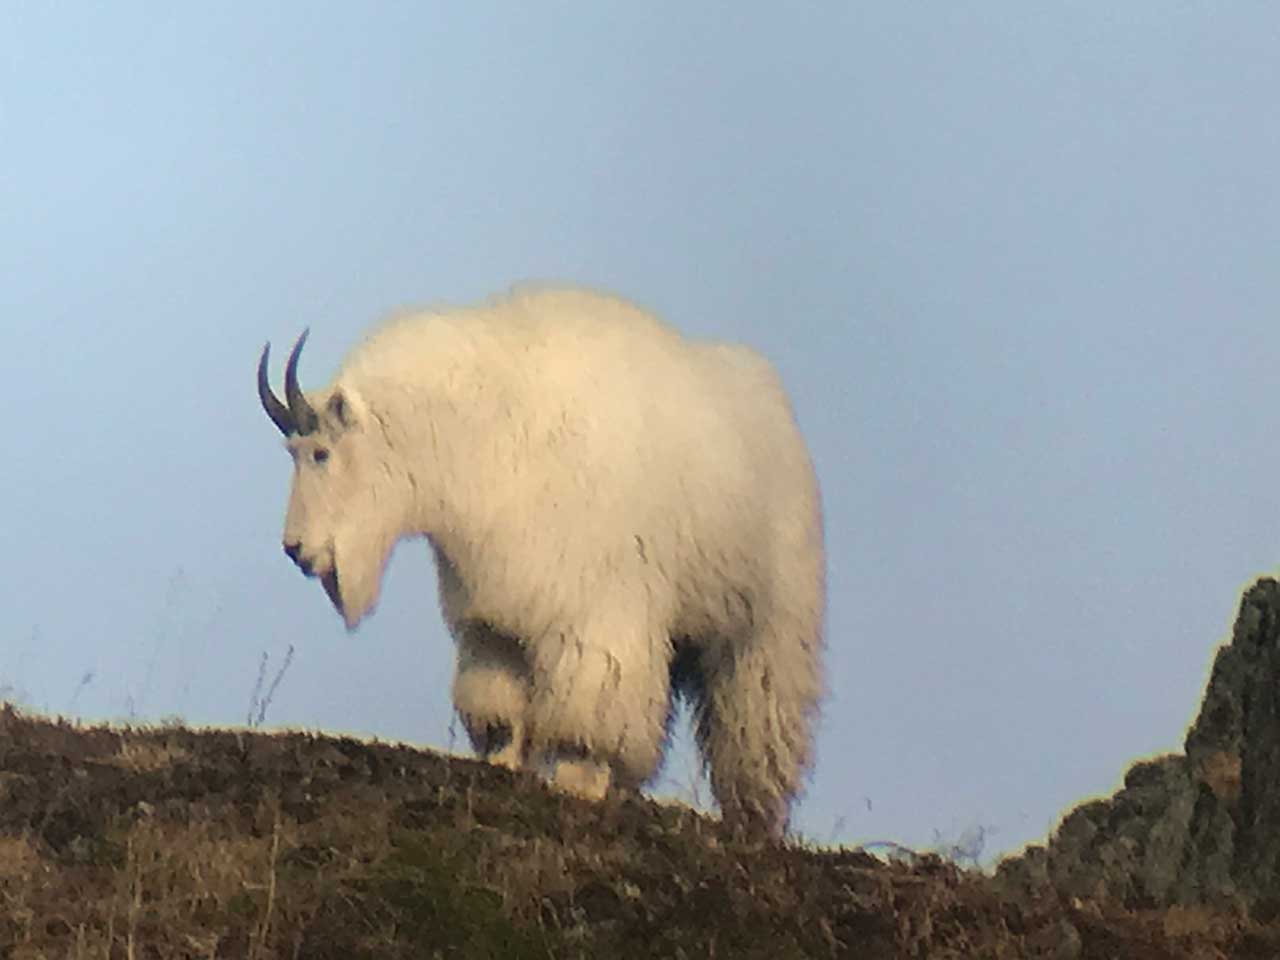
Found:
<box><xmin>283</xmin><ymin>541</ymin><xmax>313</xmax><ymax>576</ymax></box>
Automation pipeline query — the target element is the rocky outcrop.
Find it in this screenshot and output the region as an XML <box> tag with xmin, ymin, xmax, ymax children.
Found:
<box><xmin>997</xmin><ymin>577</ymin><xmax>1280</xmax><ymax>913</ymax></box>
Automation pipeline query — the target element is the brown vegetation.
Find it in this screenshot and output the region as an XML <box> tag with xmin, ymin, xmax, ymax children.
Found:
<box><xmin>3</xmin><ymin>704</ymin><xmax>1280</xmax><ymax>958</ymax></box>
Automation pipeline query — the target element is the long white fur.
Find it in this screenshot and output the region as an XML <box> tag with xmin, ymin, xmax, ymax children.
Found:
<box><xmin>271</xmin><ymin>286</ymin><xmax>825</xmax><ymax>835</ymax></box>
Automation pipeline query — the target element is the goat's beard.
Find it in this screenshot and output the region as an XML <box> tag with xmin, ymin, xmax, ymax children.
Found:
<box><xmin>321</xmin><ymin>567</ymin><xmax>343</xmax><ymax>614</ymax></box>
<box><xmin>328</xmin><ymin>529</ymin><xmax>394</xmax><ymax>631</ymax></box>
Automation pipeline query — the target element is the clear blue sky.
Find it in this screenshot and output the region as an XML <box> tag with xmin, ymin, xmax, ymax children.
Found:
<box><xmin>3</xmin><ymin>4</ymin><xmax>1278</xmax><ymax>862</ymax></box>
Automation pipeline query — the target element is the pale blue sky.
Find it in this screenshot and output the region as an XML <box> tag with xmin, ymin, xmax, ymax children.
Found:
<box><xmin>3</xmin><ymin>4</ymin><xmax>1278</xmax><ymax>861</ymax></box>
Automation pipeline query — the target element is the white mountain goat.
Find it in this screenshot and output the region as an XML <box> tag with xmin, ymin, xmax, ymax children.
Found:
<box><xmin>257</xmin><ymin>286</ymin><xmax>825</xmax><ymax>835</ymax></box>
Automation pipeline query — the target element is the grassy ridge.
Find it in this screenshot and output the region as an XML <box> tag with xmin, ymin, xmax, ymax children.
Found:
<box><xmin>2</xmin><ymin>705</ymin><xmax>1277</xmax><ymax>959</ymax></box>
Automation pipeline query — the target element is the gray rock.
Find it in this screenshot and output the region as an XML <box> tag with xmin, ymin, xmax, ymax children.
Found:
<box><xmin>998</xmin><ymin>578</ymin><xmax>1280</xmax><ymax>912</ymax></box>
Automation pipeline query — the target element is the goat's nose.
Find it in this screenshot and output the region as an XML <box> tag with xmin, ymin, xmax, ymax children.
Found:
<box><xmin>283</xmin><ymin>541</ymin><xmax>312</xmax><ymax>573</ymax></box>
<box><xmin>283</xmin><ymin>542</ymin><xmax>315</xmax><ymax>576</ymax></box>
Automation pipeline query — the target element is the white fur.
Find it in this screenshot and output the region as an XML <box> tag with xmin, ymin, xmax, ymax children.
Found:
<box><xmin>270</xmin><ymin>286</ymin><xmax>825</xmax><ymax>834</ymax></box>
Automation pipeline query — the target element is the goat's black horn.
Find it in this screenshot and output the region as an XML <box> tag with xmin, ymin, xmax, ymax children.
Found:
<box><xmin>283</xmin><ymin>329</ymin><xmax>319</xmax><ymax>435</ymax></box>
<box><xmin>257</xmin><ymin>342</ymin><xmax>294</xmax><ymax>436</ymax></box>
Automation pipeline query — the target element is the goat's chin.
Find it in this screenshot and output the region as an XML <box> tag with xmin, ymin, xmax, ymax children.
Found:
<box><xmin>327</xmin><ymin>533</ymin><xmax>394</xmax><ymax>632</ymax></box>
<box><xmin>328</xmin><ymin>562</ymin><xmax>381</xmax><ymax>632</ymax></box>
<box><xmin>321</xmin><ymin>568</ymin><xmax>344</xmax><ymax>615</ymax></box>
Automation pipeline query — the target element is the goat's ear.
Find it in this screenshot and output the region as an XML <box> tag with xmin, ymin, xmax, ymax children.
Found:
<box><xmin>326</xmin><ymin>389</ymin><xmax>359</xmax><ymax>429</ymax></box>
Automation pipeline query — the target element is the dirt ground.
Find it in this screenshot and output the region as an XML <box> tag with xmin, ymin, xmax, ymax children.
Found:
<box><xmin>2</xmin><ymin>704</ymin><xmax>1277</xmax><ymax>959</ymax></box>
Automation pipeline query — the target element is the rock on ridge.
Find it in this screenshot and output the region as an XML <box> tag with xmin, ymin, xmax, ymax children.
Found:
<box><xmin>997</xmin><ymin>577</ymin><xmax>1280</xmax><ymax>913</ymax></box>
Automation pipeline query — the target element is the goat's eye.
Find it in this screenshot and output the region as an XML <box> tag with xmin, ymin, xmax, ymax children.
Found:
<box><xmin>312</xmin><ymin>448</ymin><xmax>330</xmax><ymax>465</ymax></box>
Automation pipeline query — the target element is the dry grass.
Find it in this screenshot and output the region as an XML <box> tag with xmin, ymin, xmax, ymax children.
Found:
<box><xmin>106</xmin><ymin>737</ymin><xmax>191</xmax><ymax>773</ymax></box>
<box><xmin>3</xmin><ymin>704</ymin><xmax>1280</xmax><ymax>959</ymax></box>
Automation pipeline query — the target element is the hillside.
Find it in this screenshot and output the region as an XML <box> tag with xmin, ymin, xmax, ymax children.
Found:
<box><xmin>3</xmin><ymin>697</ymin><xmax>1280</xmax><ymax>959</ymax></box>
<box><xmin>9</xmin><ymin>578</ymin><xmax>1280</xmax><ymax>958</ymax></box>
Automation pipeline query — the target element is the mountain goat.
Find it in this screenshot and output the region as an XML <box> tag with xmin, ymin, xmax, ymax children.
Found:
<box><xmin>257</xmin><ymin>286</ymin><xmax>825</xmax><ymax>835</ymax></box>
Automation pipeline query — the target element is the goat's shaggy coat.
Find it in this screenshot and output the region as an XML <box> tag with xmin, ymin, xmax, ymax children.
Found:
<box><xmin>260</xmin><ymin>287</ymin><xmax>825</xmax><ymax>834</ymax></box>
